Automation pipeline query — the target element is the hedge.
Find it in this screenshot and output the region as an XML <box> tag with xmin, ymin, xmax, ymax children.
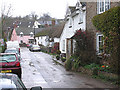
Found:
<box><xmin>92</xmin><ymin>6</ymin><xmax>120</xmax><ymax>73</ymax></box>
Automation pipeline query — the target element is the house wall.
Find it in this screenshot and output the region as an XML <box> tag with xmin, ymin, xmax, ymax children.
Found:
<box><xmin>11</xmin><ymin>29</ymin><xmax>34</xmax><ymax>44</ymax></box>
<box><xmin>60</xmin><ymin>21</ymin><xmax>68</xmax><ymax>54</ymax></box>
<box><xmin>35</xmin><ymin>37</ymin><xmax>39</xmax><ymax>45</ymax></box>
<box><xmin>60</xmin><ymin>9</ymin><xmax>86</xmax><ymax>54</ymax></box>
<box><xmin>17</xmin><ymin>36</ymin><xmax>34</xmax><ymax>44</ymax></box>
<box><xmin>86</xmin><ymin>2</ymin><xmax>120</xmax><ymax>51</ymax></box>
<box><xmin>86</xmin><ymin>2</ymin><xmax>97</xmax><ymax>50</ymax></box>
<box><xmin>36</xmin><ymin>36</ymin><xmax>49</xmax><ymax>47</ymax></box>
<box><xmin>54</xmin><ymin>38</ymin><xmax>59</xmax><ymax>43</ymax></box>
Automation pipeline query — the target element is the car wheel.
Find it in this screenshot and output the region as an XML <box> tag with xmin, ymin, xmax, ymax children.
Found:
<box><xmin>18</xmin><ymin>74</ymin><xmax>21</xmax><ymax>79</ymax></box>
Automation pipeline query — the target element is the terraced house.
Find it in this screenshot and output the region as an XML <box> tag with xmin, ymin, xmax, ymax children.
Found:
<box><xmin>60</xmin><ymin>0</ymin><xmax>120</xmax><ymax>59</ymax></box>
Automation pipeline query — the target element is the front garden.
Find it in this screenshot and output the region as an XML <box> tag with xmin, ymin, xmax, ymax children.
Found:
<box><xmin>65</xmin><ymin>6</ymin><xmax>120</xmax><ymax>85</ymax></box>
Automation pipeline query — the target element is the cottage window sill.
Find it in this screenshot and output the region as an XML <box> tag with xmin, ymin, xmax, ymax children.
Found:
<box><xmin>78</xmin><ymin>22</ymin><xmax>83</xmax><ymax>24</ymax></box>
<box><xmin>69</xmin><ymin>26</ymin><xmax>72</xmax><ymax>28</ymax></box>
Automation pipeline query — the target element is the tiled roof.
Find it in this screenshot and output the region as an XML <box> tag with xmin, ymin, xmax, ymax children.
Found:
<box><xmin>69</xmin><ymin>6</ymin><xmax>76</xmax><ymax>13</ymax></box>
<box><xmin>17</xmin><ymin>20</ymin><xmax>34</xmax><ymax>28</ymax></box>
<box><xmin>15</xmin><ymin>27</ymin><xmax>34</xmax><ymax>35</ymax></box>
<box><xmin>35</xmin><ymin>22</ymin><xmax>65</xmax><ymax>38</ymax></box>
<box><xmin>15</xmin><ymin>27</ymin><xmax>42</xmax><ymax>36</ymax></box>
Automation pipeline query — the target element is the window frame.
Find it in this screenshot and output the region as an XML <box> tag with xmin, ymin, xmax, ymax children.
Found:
<box><xmin>20</xmin><ymin>32</ymin><xmax>23</xmax><ymax>37</ymax></box>
<box><xmin>62</xmin><ymin>40</ymin><xmax>65</xmax><ymax>51</ymax></box>
<box><xmin>78</xmin><ymin>11</ymin><xmax>83</xmax><ymax>24</ymax></box>
<box><xmin>69</xmin><ymin>17</ymin><xmax>72</xmax><ymax>28</ymax></box>
<box><xmin>97</xmin><ymin>0</ymin><xmax>110</xmax><ymax>14</ymax></box>
<box><xmin>96</xmin><ymin>33</ymin><xmax>104</xmax><ymax>54</ymax></box>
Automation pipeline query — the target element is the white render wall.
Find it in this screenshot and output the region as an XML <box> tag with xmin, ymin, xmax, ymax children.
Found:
<box><xmin>36</xmin><ymin>36</ymin><xmax>49</xmax><ymax>46</ymax></box>
<box><xmin>60</xmin><ymin>11</ymin><xmax>86</xmax><ymax>54</ymax></box>
<box><xmin>54</xmin><ymin>38</ymin><xmax>59</xmax><ymax>43</ymax></box>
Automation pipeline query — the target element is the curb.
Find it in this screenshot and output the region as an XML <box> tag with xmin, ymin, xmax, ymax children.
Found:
<box><xmin>52</xmin><ymin>58</ymin><xmax>65</xmax><ymax>66</ymax></box>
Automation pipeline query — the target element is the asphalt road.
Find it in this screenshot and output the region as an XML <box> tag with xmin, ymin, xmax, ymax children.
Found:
<box><xmin>20</xmin><ymin>47</ymin><xmax>117</xmax><ymax>89</ymax></box>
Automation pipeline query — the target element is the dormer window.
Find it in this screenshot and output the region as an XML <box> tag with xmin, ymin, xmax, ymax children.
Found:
<box><xmin>20</xmin><ymin>32</ymin><xmax>23</xmax><ymax>37</ymax></box>
<box><xmin>78</xmin><ymin>11</ymin><xmax>83</xmax><ymax>24</ymax></box>
<box><xmin>28</xmin><ymin>25</ymin><xmax>30</xmax><ymax>27</ymax></box>
<box><xmin>76</xmin><ymin>2</ymin><xmax>80</xmax><ymax>10</ymax></box>
<box><xmin>69</xmin><ymin>17</ymin><xmax>72</xmax><ymax>28</ymax></box>
<box><xmin>30</xmin><ymin>32</ymin><xmax>33</xmax><ymax>37</ymax></box>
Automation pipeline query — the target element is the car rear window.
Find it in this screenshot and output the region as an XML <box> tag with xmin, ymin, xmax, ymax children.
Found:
<box><xmin>5</xmin><ymin>50</ymin><xmax>18</xmax><ymax>54</ymax></box>
<box><xmin>0</xmin><ymin>55</ymin><xmax>16</xmax><ymax>62</ymax></box>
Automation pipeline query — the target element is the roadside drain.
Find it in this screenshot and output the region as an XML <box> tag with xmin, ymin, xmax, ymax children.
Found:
<box><xmin>65</xmin><ymin>73</ymin><xmax>74</xmax><ymax>76</ymax></box>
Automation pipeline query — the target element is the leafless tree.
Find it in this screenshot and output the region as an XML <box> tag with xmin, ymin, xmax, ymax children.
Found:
<box><xmin>0</xmin><ymin>4</ymin><xmax>13</xmax><ymax>41</ymax></box>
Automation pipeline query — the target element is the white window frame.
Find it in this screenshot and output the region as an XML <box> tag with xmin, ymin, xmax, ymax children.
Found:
<box><xmin>30</xmin><ymin>32</ymin><xmax>33</xmax><ymax>37</ymax></box>
<box><xmin>62</xmin><ymin>40</ymin><xmax>65</xmax><ymax>51</ymax></box>
<box><xmin>97</xmin><ymin>0</ymin><xmax>110</xmax><ymax>14</ymax></box>
<box><xmin>78</xmin><ymin>11</ymin><xmax>83</xmax><ymax>24</ymax></box>
<box><xmin>69</xmin><ymin>17</ymin><xmax>72</xmax><ymax>28</ymax></box>
<box><xmin>20</xmin><ymin>32</ymin><xmax>23</xmax><ymax>37</ymax></box>
<box><xmin>96</xmin><ymin>34</ymin><xmax>104</xmax><ymax>54</ymax></box>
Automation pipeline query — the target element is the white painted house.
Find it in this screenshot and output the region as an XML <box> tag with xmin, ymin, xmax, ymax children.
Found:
<box><xmin>60</xmin><ymin>1</ymin><xmax>86</xmax><ymax>58</ymax></box>
<box><xmin>35</xmin><ymin>36</ymin><xmax>49</xmax><ymax>47</ymax></box>
<box><xmin>35</xmin><ymin>23</ymin><xmax>65</xmax><ymax>47</ymax></box>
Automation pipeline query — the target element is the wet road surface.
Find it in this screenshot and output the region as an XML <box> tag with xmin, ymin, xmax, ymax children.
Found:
<box><xmin>20</xmin><ymin>47</ymin><xmax>117</xmax><ymax>89</ymax></box>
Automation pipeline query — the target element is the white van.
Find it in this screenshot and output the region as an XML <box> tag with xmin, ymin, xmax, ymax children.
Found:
<box><xmin>6</xmin><ymin>41</ymin><xmax>20</xmax><ymax>53</ymax></box>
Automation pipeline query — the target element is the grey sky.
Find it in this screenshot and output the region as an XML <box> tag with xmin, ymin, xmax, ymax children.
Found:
<box><xmin>0</xmin><ymin>0</ymin><xmax>78</xmax><ymax>19</ymax></box>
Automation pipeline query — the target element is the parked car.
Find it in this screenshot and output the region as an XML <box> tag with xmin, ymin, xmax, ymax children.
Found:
<box><xmin>5</xmin><ymin>48</ymin><xmax>21</xmax><ymax>61</ymax></box>
<box><xmin>0</xmin><ymin>53</ymin><xmax>22</xmax><ymax>79</ymax></box>
<box><xmin>29</xmin><ymin>45</ymin><xmax>41</xmax><ymax>52</ymax></box>
<box><xmin>6</xmin><ymin>41</ymin><xmax>20</xmax><ymax>53</ymax></box>
<box><xmin>0</xmin><ymin>73</ymin><xmax>42</xmax><ymax>90</ymax></box>
<box><xmin>27</xmin><ymin>44</ymin><xmax>33</xmax><ymax>48</ymax></box>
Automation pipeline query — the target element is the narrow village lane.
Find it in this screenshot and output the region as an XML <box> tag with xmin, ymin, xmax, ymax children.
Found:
<box><xmin>20</xmin><ymin>47</ymin><xmax>117</xmax><ymax>89</ymax></box>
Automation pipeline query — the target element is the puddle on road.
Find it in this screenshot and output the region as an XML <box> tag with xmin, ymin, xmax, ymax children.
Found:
<box><xmin>37</xmin><ymin>61</ymin><xmax>40</xmax><ymax>63</ymax></box>
<box><xmin>33</xmin><ymin>70</ymin><xmax>37</xmax><ymax>72</ymax></box>
<box><xmin>33</xmin><ymin>72</ymin><xmax>35</xmax><ymax>75</ymax></box>
<box><xmin>65</xmin><ymin>73</ymin><xmax>74</xmax><ymax>76</ymax></box>
<box><xmin>29</xmin><ymin>62</ymin><xmax>35</xmax><ymax>67</ymax></box>
<box><xmin>53</xmin><ymin>80</ymin><xmax>61</xmax><ymax>83</ymax></box>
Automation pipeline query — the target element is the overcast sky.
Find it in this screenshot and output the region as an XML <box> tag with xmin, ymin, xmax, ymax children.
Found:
<box><xmin>0</xmin><ymin>0</ymin><xmax>78</xmax><ymax>19</ymax></box>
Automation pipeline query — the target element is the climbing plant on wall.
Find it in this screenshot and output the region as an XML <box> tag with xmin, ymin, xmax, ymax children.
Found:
<box><xmin>92</xmin><ymin>6</ymin><xmax>120</xmax><ymax>73</ymax></box>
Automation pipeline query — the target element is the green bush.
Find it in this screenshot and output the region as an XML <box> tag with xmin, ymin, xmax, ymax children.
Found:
<box><xmin>61</xmin><ymin>57</ymin><xmax>66</xmax><ymax>62</ymax></box>
<box><xmin>56</xmin><ymin>55</ymin><xmax>60</xmax><ymax>60</ymax></box>
<box><xmin>73</xmin><ymin>57</ymin><xmax>81</xmax><ymax>71</ymax></box>
<box><xmin>73</xmin><ymin>29</ymin><xmax>98</xmax><ymax>66</ymax></box>
<box><xmin>92</xmin><ymin>6</ymin><xmax>120</xmax><ymax>73</ymax></box>
<box><xmin>65</xmin><ymin>58</ymin><xmax>73</xmax><ymax>71</ymax></box>
<box><xmin>56</xmin><ymin>50</ymin><xmax>61</xmax><ymax>55</ymax></box>
<box><xmin>84</xmin><ymin>63</ymin><xmax>99</xmax><ymax>69</ymax></box>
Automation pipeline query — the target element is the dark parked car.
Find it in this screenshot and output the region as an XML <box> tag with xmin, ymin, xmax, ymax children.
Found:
<box><xmin>0</xmin><ymin>73</ymin><xmax>42</xmax><ymax>90</ymax></box>
<box><xmin>5</xmin><ymin>48</ymin><xmax>21</xmax><ymax>61</ymax></box>
<box><xmin>27</xmin><ymin>44</ymin><xmax>33</xmax><ymax>48</ymax></box>
<box><xmin>0</xmin><ymin>53</ymin><xmax>22</xmax><ymax>79</ymax></box>
<box><xmin>29</xmin><ymin>45</ymin><xmax>41</xmax><ymax>52</ymax></box>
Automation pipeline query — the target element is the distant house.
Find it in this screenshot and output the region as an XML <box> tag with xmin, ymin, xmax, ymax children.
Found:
<box><xmin>10</xmin><ymin>20</ymin><xmax>36</xmax><ymax>44</ymax></box>
<box><xmin>35</xmin><ymin>23</ymin><xmax>65</xmax><ymax>47</ymax></box>
<box><xmin>11</xmin><ymin>27</ymin><xmax>34</xmax><ymax>44</ymax></box>
<box><xmin>60</xmin><ymin>1</ymin><xmax>86</xmax><ymax>58</ymax></box>
<box><xmin>34</xmin><ymin>17</ymin><xmax>64</xmax><ymax>28</ymax></box>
